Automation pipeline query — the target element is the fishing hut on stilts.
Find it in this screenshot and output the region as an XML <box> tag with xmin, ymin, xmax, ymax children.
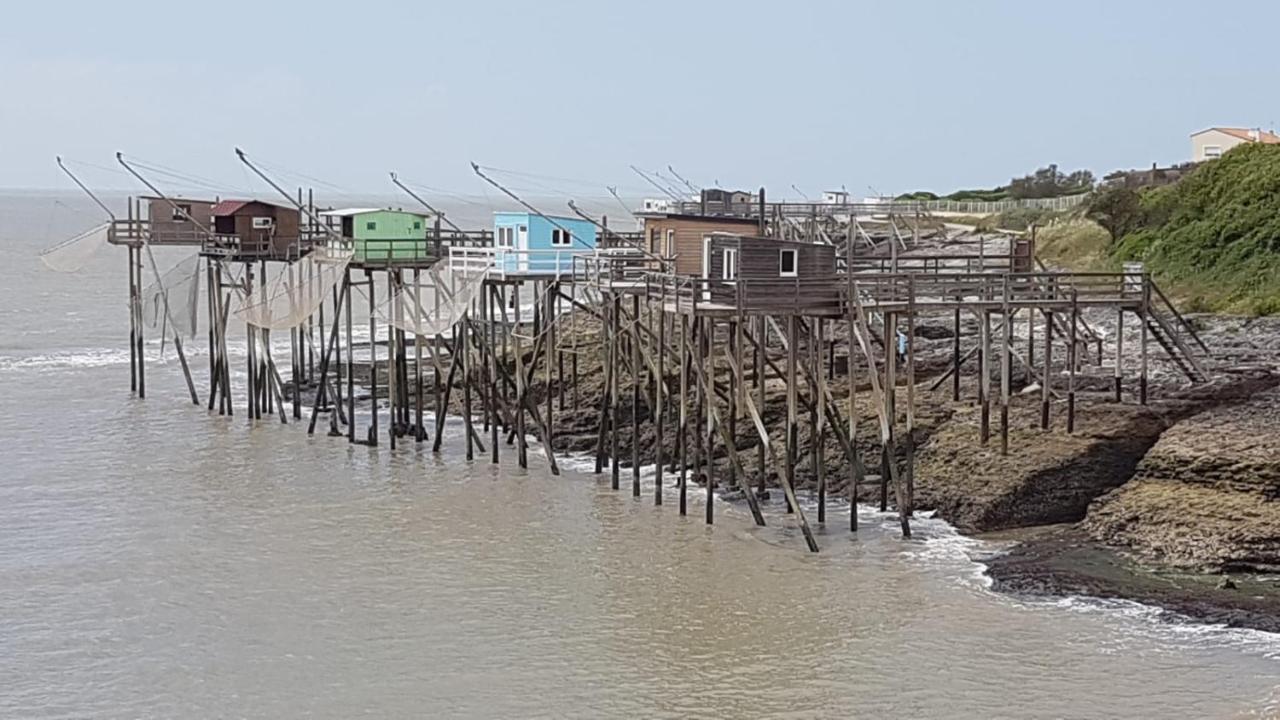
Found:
<box><xmin>43</xmin><ymin>161</ymin><xmax>1212</xmax><ymax>555</ymax></box>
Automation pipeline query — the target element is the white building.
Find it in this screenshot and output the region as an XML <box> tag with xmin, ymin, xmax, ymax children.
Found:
<box><xmin>1190</xmin><ymin>127</ymin><xmax>1280</xmax><ymax>162</ymax></box>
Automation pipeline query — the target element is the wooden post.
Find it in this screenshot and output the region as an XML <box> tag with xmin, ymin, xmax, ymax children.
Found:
<box><xmin>655</xmin><ymin>287</ymin><xmax>665</xmax><ymax>506</ymax></box>
<box><xmin>129</xmin><ymin>246</ymin><xmax>138</xmax><ymax>393</ymax></box>
<box><xmin>610</xmin><ymin>293</ymin><xmax>620</xmax><ymax>487</ymax></box>
<box><xmin>1041</xmin><ymin>309</ymin><xmax>1053</xmax><ymax>430</ymax></box>
<box><xmin>518</xmin><ymin>283</ymin><xmax>530</xmax><ymax>466</ymax></box>
<box><xmin>387</xmin><ymin>274</ymin><xmax>398</xmax><ymax>450</ymax></box>
<box><xmin>593</xmin><ymin>296</ymin><xmax>613</xmax><ymax>475</ymax></box>
<box><xmin>464</xmin><ymin>300</ymin><xmax>476</xmax><ymax>459</ymax></box>
<box><xmin>904</xmin><ymin>296</ymin><xmax>916</xmax><ymax>516</ymax></box>
<box><xmin>367</xmin><ymin>270</ymin><xmax>379</xmax><ymax>445</ymax></box>
<box><xmin>632</xmin><ymin>294</ymin><xmax>641</xmax><ymax>498</ymax></box>
<box><xmin>980</xmin><ymin>309</ymin><xmax>990</xmax><ymax>443</ymax></box>
<box><xmin>1068</xmin><ymin>290</ymin><xmax>1078</xmax><ymax>433</ymax></box>
<box><xmin>951</xmin><ymin>304</ymin><xmax>961</xmax><ymax>401</ymax></box>
<box><xmin>415</xmin><ymin>271</ymin><xmax>426</xmax><ymax>442</ymax></box>
<box><xmin>785</xmin><ymin>315</ymin><xmax>799</xmax><ymax>515</ymax></box>
<box><xmin>692</xmin><ymin>311</ymin><xmax>705</xmax><ymax>515</ymax></box>
<box><xmin>346</xmin><ymin>268</ymin><xmax>356</xmax><ymax>443</ymax></box>
<box><xmin>848</xmin><ymin>309</ymin><xmax>859</xmax><ymax>532</ymax></box>
<box><xmin>1140</xmin><ymin>278</ymin><xmax>1150</xmax><ymax>406</ymax></box>
<box><xmin>489</xmin><ymin>285</ymin><xmax>500</xmax><ymax>461</ymax></box>
<box><xmin>245</xmin><ymin>263</ymin><xmax>256</xmax><ymax>419</ymax></box>
<box><xmin>881</xmin><ymin>312</ymin><xmax>895</xmax><ymax>512</ymax></box>
<box><xmin>755</xmin><ymin>315</ymin><xmax>766</xmax><ymax>496</ymax></box>
<box><xmin>1115</xmin><ymin>308</ymin><xmax>1124</xmax><ymax>403</ymax></box>
<box><xmin>1027</xmin><ymin>300</ymin><xmax>1035</xmax><ymax>369</ymax></box>
<box><xmin>546</xmin><ymin>282</ymin><xmax>555</xmax><ymax>458</ymax></box>
<box><xmin>705</xmin><ymin>317</ymin><xmax>714</xmax><ymax>525</ymax></box>
<box><xmin>815</xmin><ymin>318</ymin><xmax>828</xmax><ymax>522</ymax></box>
<box><xmin>679</xmin><ymin>312</ymin><xmax>689</xmax><ymax>515</ymax></box>
<box><xmin>1001</xmin><ymin>293</ymin><xmax>1012</xmax><ymax>456</ymax></box>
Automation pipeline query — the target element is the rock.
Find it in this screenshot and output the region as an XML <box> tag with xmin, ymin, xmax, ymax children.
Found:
<box><xmin>1081</xmin><ymin>384</ymin><xmax>1280</xmax><ymax>573</ymax></box>
<box><xmin>913</xmin><ymin>324</ymin><xmax>954</xmax><ymax>340</ymax></box>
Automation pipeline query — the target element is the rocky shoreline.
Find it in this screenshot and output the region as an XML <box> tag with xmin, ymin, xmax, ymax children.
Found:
<box><xmin>332</xmin><ymin>290</ymin><xmax>1280</xmax><ymax>632</ymax></box>
<box><xmin>533</xmin><ymin>307</ymin><xmax>1280</xmax><ymax>632</ymax></box>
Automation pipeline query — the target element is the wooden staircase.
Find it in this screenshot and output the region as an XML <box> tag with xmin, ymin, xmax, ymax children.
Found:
<box><xmin>1145</xmin><ymin>280</ymin><xmax>1209</xmax><ymax>383</ymax></box>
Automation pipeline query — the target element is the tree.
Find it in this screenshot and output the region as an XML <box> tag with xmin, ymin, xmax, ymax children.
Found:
<box><xmin>1086</xmin><ymin>186</ymin><xmax>1143</xmax><ymax>242</ymax></box>
<box><xmin>1009</xmin><ymin>164</ymin><xmax>1096</xmax><ymax>199</ymax></box>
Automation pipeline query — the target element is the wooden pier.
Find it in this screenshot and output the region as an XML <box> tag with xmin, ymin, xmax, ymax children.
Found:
<box><xmin>80</xmin><ymin>178</ymin><xmax>1210</xmax><ymax>554</ymax></box>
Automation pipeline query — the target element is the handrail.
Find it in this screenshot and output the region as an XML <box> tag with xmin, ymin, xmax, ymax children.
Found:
<box><xmin>1150</xmin><ymin>279</ymin><xmax>1209</xmax><ymax>354</ymax></box>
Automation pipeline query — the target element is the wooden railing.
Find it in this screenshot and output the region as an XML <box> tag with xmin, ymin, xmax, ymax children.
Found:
<box><xmin>641</xmin><ymin>270</ymin><xmax>1159</xmax><ymax>316</ymax></box>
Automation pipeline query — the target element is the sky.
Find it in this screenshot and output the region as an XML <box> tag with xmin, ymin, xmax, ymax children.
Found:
<box><xmin>2</xmin><ymin>0</ymin><xmax>1278</xmax><ymax>202</ymax></box>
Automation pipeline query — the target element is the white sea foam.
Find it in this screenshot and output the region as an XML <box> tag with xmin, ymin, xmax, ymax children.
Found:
<box><xmin>0</xmin><ymin>348</ymin><xmax>132</xmax><ymax>371</ymax></box>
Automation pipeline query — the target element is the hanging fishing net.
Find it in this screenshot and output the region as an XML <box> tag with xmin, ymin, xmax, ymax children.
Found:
<box><xmin>234</xmin><ymin>246</ymin><xmax>354</xmax><ymax>331</ymax></box>
<box><xmin>375</xmin><ymin>264</ymin><xmax>490</xmax><ymax>338</ymax></box>
<box><xmin>141</xmin><ymin>253</ymin><xmax>203</xmax><ymax>340</ymax></box>
<box><xmin>38</xmin><ymin>222</ymin><xmax>111</xmax><ymax>272</ymax></box>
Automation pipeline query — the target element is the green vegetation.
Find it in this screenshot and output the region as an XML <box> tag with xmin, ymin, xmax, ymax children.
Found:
<box><xmin>899</xmin><ymin>163</ymin><xmax>1094</xmax><ymax>203</ymax></box>
<box><xmin>1094</xmin><ymin>143</ymin><xmax>1280</xmax><ymax>314</ymax></box>
<box><xmin>927</xmin><ymin>147</ymin><xmax>1280</xmax><ymax>314</ymax></box>
<box><xmin>1035</xmin><ymin>218</ymin><xmax>1111</xmax><ymax>269</ymax></box>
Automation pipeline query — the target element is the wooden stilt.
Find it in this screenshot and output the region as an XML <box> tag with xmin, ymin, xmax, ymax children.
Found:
<box><xmin>755</xmin><ymin>315</ymin><xmax>766</xmax><ymax>497</ymax></box>
<box><xmin>632</xmin><ymin>294</ymin><xmax>641</xmax><ymax>498</ymax></box>
<box><xmin>1041</xmin><ymin>309</ymin><xmax>1053</xmax><ymax>430</ymax></box>
<box><xmin>705</xmin><ymin>317</ymin><xmax>714</xmax><ymax>525</ymax></box>
<box><xmin>609</xmin><ymin>293</ymin><xmax>619</xmax><ymax>487</ymax></box>
<box><xmin>1140</xmin><ymin>279</ymin><xmax>1149</xmax><ymax>406</ymax></box>
<box><xmin>346</xmin><ymin>269</ymin><xmax>356</xmax><ymax>443</ymax></box>
<box><xmin>1114</xmin><ymin>308</ymin><xmax>1124</xmax><ymax>403</ymax></box>
<box><xmin>1000</xmin><ymin>293</ymin><xmax>1012</xmax><ymax>456</ymax></box>
<box><xmin>785</xmin><ymin>315</ymin><xmax>798</xmax><ymax>515</ymax></box>
<box><xmin>655</xmin><ymin>287</ymin><xmax>665</xmax><ymax>506</ymax></box>
<box><xmin>980</xmin><ymin>309</ymin><xmax>990</xmax><ymax>444</ymax></box>
<box><xmin>679</xmin><ymin>313</ymin><xmax>689</xmax><ymax>515</ymax></box>
<box><xmin>367</xmin><ymin>270</ymin><xmax>378</xmax><ymax>446</ymax></box>
<box><xmin>951</xmin><ymin>304</ymin><xmax>960</xmax><ymax>402</ymax></box>
<box><xmin>1068</xmin><ymin>290</ymin><xmax>1078</xmax><ymax>433</ymax></box>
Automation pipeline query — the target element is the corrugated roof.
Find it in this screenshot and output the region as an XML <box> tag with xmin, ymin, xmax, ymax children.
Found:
<box><xmin>211</xmin><ymin>200</ymin><xmax>251</xmax><ymax>216</ymax></box>
<box><xmin>319</xmin><ymin>208</ymin><xmax>429</xmax><ymax>218</ymax></box>
<box><xmin>211</xmin><ymin>199</ymin><xmax>294</xmax><ymax>216</ymax></box>
<box><xmin>318</xmin><ymin>208</ymin><xmax>382</xmax><ymax>217</ymax></box>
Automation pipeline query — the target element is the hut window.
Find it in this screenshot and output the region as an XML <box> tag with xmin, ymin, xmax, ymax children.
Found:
<box><xmin>779</xmin><ymin>248</ymin><xmax>797</xmax><ymax>277</ymax></box>
<box><xmin>172</xmin><ymin>203</ymin><xmax>191</xmax><ymax>222</ymax></box>
<box><xmin>366</xmin><ymin>221</ymin><xmax>377</xmax><ymax>231</ymax></box>
<box><xmin>723</xmin><ymin>248</ymin><xmax>738</xmax><ymax>280</ymax></box>
<box><xmin>665</xmin><ymin>229</ymin><xmax>675</xmax><ymax>257</ymax></box>
<box><xmin>551</xmin><ymin>228</ymin><xmax>572</xmax><ymax>246</ymax></box>
<box><xmin>252</xmin><ymin>216</ymin><xmax>274</xmax><ymax>229</ymax></box>
<box><xmin>497</xmin><ymin>226</ymin><xmax>513</xmax><ymax>247</ymax></box>
<box><xmin>413</xmin><ymin>221</ymin><xmax>422</xmax><ymax>230</ymax></box>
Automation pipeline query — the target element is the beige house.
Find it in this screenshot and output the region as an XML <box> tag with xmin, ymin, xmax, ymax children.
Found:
<box><xmin>1190</xmin><ymin>127</ymin><xmax>1280</xmax><ymax>161</ymax></box>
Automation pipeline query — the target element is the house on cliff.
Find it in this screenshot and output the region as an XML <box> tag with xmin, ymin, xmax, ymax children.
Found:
<box><xmin>1191</xmin><ymin>127</ymin><xmax>1280</xmax><ymax>162</ymax></box>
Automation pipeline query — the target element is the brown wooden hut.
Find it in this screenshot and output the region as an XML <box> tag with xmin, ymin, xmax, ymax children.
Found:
<box><xmin>143</xmin><ymin>196</ymin><xmax>214</xmax><ymax>246</ymax></box>
<box><xmin>701</xmin><ymin>233</ymin><xmax>841</xmax><ymax>313</ymax></box>
<box><xmin>208</xmin><ymin>199</ymin><xmax>303</xmax><ymax>259</ymax></box>
<box><xmin>638</xmin><ymin>213</ymin><xmax>762</xmax><ymax>276</ymax></box>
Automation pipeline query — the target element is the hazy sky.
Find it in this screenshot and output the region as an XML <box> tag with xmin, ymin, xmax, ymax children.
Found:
<box><xmin>3</xmin><ymin>0</ymin><xmax>1278</xmax><ymax>201</ymax></box>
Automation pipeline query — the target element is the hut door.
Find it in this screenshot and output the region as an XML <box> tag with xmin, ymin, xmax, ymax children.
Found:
<box><xmin>517</xmin><ymin>224</ymin><xmax>528</xmax><ymax>272</ymax></box>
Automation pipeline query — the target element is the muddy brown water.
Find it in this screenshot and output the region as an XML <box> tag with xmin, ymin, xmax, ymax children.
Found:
<box><xmin>3</xmin><ymin>194</ymin><xmax>1279</xmax><ymax>718</ymax></box>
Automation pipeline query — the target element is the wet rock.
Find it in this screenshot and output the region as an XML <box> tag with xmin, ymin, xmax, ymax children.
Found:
<box><xmin>1082</xmin><ymin>384</ymin><xmax>1280</xmax><ymax>573</ymax></box>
